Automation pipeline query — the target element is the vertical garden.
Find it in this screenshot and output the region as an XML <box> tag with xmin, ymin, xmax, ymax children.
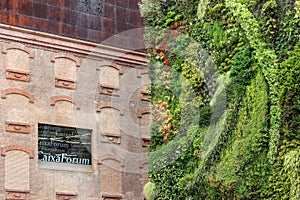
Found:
<box><xmin>139</xmin><ymin>0</ymin><xmax>300</xmax><ymax>199</ymax></box>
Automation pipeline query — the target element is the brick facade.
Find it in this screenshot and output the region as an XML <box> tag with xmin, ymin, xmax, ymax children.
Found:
<box><xmin>0</xmin><ymin>0</ymin><xmax>144</xmax><ymax>49</ymax></box>
<box><xmin>0</xmin><ymin>2</ymin><xmax>149</xmax><ymax>197</ymax></box>
<box><xmin>0</xmin><ymin>1</ymin><xmax>148</xmax><ymax>199</ymax></box>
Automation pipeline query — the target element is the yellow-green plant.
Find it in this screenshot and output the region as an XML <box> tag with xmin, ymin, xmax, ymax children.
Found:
<box><xmin>143</xmin><ymin>182</ymin><xmax>157</xmax><ymax>200</ymax></box>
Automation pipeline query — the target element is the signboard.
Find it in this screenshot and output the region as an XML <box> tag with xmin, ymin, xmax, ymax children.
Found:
<box><xmin>38</xmin><ymin>123</ymin><xmax>92</xmax><ymax>165</ymax></box>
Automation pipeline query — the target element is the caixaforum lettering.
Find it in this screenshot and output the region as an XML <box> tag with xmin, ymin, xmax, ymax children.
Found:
<box><xmin>39</xmin><ymin>152</ymin><xmax>90</xmax><ymax>165</ymax></box>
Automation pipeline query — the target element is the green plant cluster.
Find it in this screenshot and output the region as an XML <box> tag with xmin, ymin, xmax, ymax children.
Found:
<box><xmin>140</xmin><ymin>0</ymin><xmax>300</xmax><ymax>199</ymax></box>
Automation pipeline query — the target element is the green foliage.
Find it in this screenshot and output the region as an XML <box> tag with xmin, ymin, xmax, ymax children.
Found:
<box><xmin>140</xmin><ymin>0</ymin><xmax>300</xmax><ymax>199</ymax></box>
<box><xmin>278</xmin><ymin>42</ymin><xmax>300</xmax><ymax>153</ymax></box>
<box><xmin>260</xmin><ymin>0</ymin><xmax>278</xmax><ymax>43</ymax></box>
<box><xmin>283</xmin><ymin>149</ymin><xmax>300</xmax><ymax>200</ymax></box>
<box><xmin>230</xmin><ymin>46</ymin><xmax>255</xmax><ymax>85</ymax></box>
<box><xmin>139</xmin><ymin>0</ymin><xmax>172</xmax><ymax>26</ymax></box>
<box><xmin>143</xmin><ymin>182</ymin><xmax>158</xmax><ymax>200</ymax></box>
<box><xmin>211</xmin><ymin>71</ymin><xmax>270</xmax><ymax>198</ymax></box>
<box><xmin>274</xmin><ymin>0</ymin><xmax>300</xmax><ymax>60</ymax></box>
<box><xmin>224</xmin><ymin>0</ymin><xmax>283</xmax><ymax>163</ymax></box>
<box><xmin>279</xmin><ymin>41</ymin><xmax>300</xmax><ymax>93</ymax></box>
<box><xmin>197</xmin><ymin>0</ymin><xmax>209</xmax><ymax>20</ymax></box>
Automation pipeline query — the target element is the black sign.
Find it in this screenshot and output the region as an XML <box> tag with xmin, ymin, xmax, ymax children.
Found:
<box><xmin>38</xmin><ymin>123</ymin><xmax>92</xmax><ymax>165</ymax></box>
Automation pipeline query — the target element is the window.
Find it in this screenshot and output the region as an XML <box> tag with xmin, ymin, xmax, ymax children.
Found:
<box><xmin>38</xmin><ymin>123</ymin><xmax>92</xmax><ymax>166</ymax></box>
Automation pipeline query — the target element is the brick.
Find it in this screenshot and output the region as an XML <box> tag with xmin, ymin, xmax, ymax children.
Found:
<box><xmin>18</xmin><ymin>0</ymin><xmax>33</xmax><ymax>15</ymax></box>
<box><xmin>1</xmin><ymin>145</ymin><xmax>34</xmax><ymax>158</ymax></box>
<box><xmin>0</xmin><ymin>11</ymin><xmax>7</xmax><ymax>23</ymax></box>
<box><xmin>0</xmin><ymin>0</ymin><xmax>144</xmax><ymax>45</ymax></box>
<box><xmin>58</xmin><ymin>22</ymin><xmax>63</xmax><ymax>34</ymax></box>
<box><xmin>103</xmin><ymin>34</ymin><xmax>130</xmax><ymax>49</ymax></box>
<box><xmin>102</xmin><ymin>17</ymin><xmax>115</xmax><ymax>34</ymax></box>
<box><xmin>8</xmin><ymin>0</ymin><xmax>18</xmax><ymax>10</ymax></box>
<box><xmin>33</xmin><ymin>2</ymin><xmax>48</xmax><ymax>18</ymax></box>
<box><xmin>2</xmin><ymin>88</ymin><xmax>34</xmax><ymax>103</ymax></box>
<box><xmin>126</xmin><ymin>22</ymin><xmax>138</xmax><ymax>30</ymax></box>
<box><xmin>38</xmin><ymin>0</ymin><xmax>49</xmax><ymax>4</ymax></box>
<box><xmin>5</xmin><ymin>121</ymin><xmax>30</xmax><ymax>134</ymax></box>
<box><xmin>128</xmin><ymin>38</ymin><xmax>145</xmax><ymax>51</ymax></box>
<box><xmin>55</xmin><ymin>77</ymin><xmax>76</xmax><ymax>90</ymax></box>
<box><xmin>128</xmin><ymin>0</ymin><xmax>141</xmax><ymax>10</ymax></box>
<box><xmin>136</xmin><ymin>13</ymin><xmax>143</xmax><ymax>24</ymax></box>
<box><xmin>99</xmin><ymin>32</ymin><xmax>111</xmax><ymax>41</ymax></box>
<box><xmin>133</xmin><ymin>24</ymin><xmax>145</xmax><ymax>35</ymax></box>
<box><xmin>0</xmin><ymin>11</ymin><xmax>3</xmax><ymax>23</ymax></box>
<box><xmin>64</xmin><ymin>9</ymin><xmax>77</xmax><ymax>25</ymax></box>
<box><xmin>87</xmin><ymin>29</ymin><xmax>100</xmax><ymax>42</ymax></box>
<box><xmin>0</xmin><ymin>0</ymin><xmax>9</xmax><ymax>10</ymax></box>
<box><xmin>0</xmin><ymin>27</ymin><xmax>149</xmax><ymax>199</ymax></box>
<box><xmin>128</xmin><ymin>10</ymin><xmax>140</xmax><ymax>25</ymax></box>
<box><xmin>76</xmin><ymin>12</ymin><xmax>89</xmax><ymax>27</ymax></box>
<box><xmin>48</xmin><ymin>6</ymin><xmax>64</xmax><ymax>21</ymax></box>
<box><xmin>96</xmin><ymin>102</ymin><xmax>124</xmax><ymax>114</ymax></box>
<box><xmin>8</xmin><ymin>12</ymin><xmax>18</xmax><ymax>25</ymax></box>
<box><xmin>50</xmin><ymin>96</ymin><xmax>80</xmax><ymax>109</ymax></box>
<box><xmin>64</xmin><ymin>0</ymin><xmax>76</xmax><ymax>9</ymax></box>
<box><xmin>139</xmin><ymin>17</ymin><xmax>145</xmax><ymax>26</ymax></box>
<box><xmin>2</xmin><ymin>43</ymin><xmax>34</xmax><ymax>57</ymax></box>
<box><xmin>116</xmin><ymin>21</ymin><xmax>129</xmax><ymax>33</ymax></box>
<box><xmin>5</xmin><ymin>190</ymin><xmax>30</xmax><ymax>200</ymax></box>
<box><xmin>75</xmin><ymin>26</ymin><xmax>88</xmax><ymax>39</ymax></box>
<box><xmin>6</xmin><ymin>68</ymin><xmax>30</xmax><ymax>82</ymax></box>
<box><xmin>103</xmin><ymin>4</ymin><xmax>116</xmax><ymax>19</ymax></box>
<box><xmin>62</xmin><ymin>24</ymin><xmax>75</xmax><ymax>37</ymax></box>
<box><xmin>48</xmin><ymin>20</ymin><xmax>60</xmax><ymax>34</ymax></box>
<box><xmin>51</xmin><ymin>53</ymin><xmax>80</xmax><ymax>66</ymax></box>
<box><xmin>56</xmin><ymin>193</ymin><xmax>77</xmax><ymax>200</ymax></box>
<box><xmin>116</xmin><ymin>0</ymin><xmax>128</xmax><ymax>8</ymax></box>
<box><xmin>103</xmin><ymin>0</ymin><xmax>116</xmax><ymax>5</ymax></box>
<box><xmin>125</xmin><ymin>24</ymin><xmax>145</xmax><ymax>41</ymax></box>
<box><xmin>33</xmin><ymin>17</ymin><xmax>49</xmax><ymax>30</ymax></box>
<box><xmin>98</xmin><ymin>84</ymin><xmax>120</xmax><ymax>97</ymax></box>
<box><xmin>49</xmin><ymin>0</ymin><xmax>64</xmax><ymax>7</ymax></box>
<box><xmin>18</xmin><ymin>14</ymin><xmax>33</xmax><ymax>27</ymax></box>
<box><xmin>94</xmin><ymin>17</ymin><xmax>102</xmax><ymax>30</ymax></box>
<box><xmin>58</xmin><ymin>0</ymin><xmax>64</xmax><ymax>6</ymax></box>
<box><xmin>87</xmin><ymin>14</ymin><xmax>96</xmax><ymax>29</ymax></box>
<box><xmin>116</xmin><ymin>7</ymin><xmax>127</xmax><ymax>23</ymax></box>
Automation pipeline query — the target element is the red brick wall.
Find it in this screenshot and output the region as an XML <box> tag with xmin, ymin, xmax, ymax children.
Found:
<box><xmin>0</xmin><ymin>0</ymin><xmax>144</xmax><ymax>49</ymax></box>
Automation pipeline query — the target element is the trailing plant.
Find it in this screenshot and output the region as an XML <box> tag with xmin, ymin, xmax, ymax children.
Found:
<box><xmin>225</xmin><ymin>0</ymin><xmax>282</xmax><ymax>163</ymax></box>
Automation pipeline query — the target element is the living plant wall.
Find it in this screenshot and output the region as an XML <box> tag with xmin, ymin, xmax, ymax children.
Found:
<box><xmin>139</xmin><ymin>0</ymin><xmax>300</xmax><ymax>199</ymax></box>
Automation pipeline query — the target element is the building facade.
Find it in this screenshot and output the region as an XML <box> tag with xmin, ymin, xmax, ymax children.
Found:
<box><xmin>0</xmin><ymin>1</ymin><xmax>149</xmax><ymax>199</ymax></box>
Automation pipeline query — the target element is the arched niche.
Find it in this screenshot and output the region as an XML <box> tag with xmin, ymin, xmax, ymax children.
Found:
<box><xmin>4</xmin><ymin>150</ymin><xmax>30</xmax><ymax>191</ymax></box>
<box><xmin>54</xmin><ymin>102</ymin><xmax>75</xmax><ymax>125</ymax></box>
<box><xmin>2</xmin><ymin>44</ymin><xmax>34</xmax><ymax>82</ymax></box>
<box><xmin>96</xmin><ymin>102</ymin><xmax>124</xmax><ymax>144</ymax></box>
<box><xmin>2</xmin><ymin>89</ymin><xmax>35</xmax><ymax>133</ymax></box>
<box><xmin>97</xmin><ymin>108</ymin><xmax>121</xmax><ymax>137</ymax></box>
<box><xmin>51</xmin><ymin>53</ymin><xmax>80</xmax><ymax>90</ymax></box>
<box><xmin>98</xmin><ymin>64</ymin><xmax>123</xmax><ymax>97</ymax></box>
<box><xmin>50</xmin><ymin>96</ymin><xmax>80</xmax><ymax>126</ymax></box>
<box><xmin>98</xmin><ymin>155</ymin><xmax>124</xmax><ymax>197</ymax></box>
